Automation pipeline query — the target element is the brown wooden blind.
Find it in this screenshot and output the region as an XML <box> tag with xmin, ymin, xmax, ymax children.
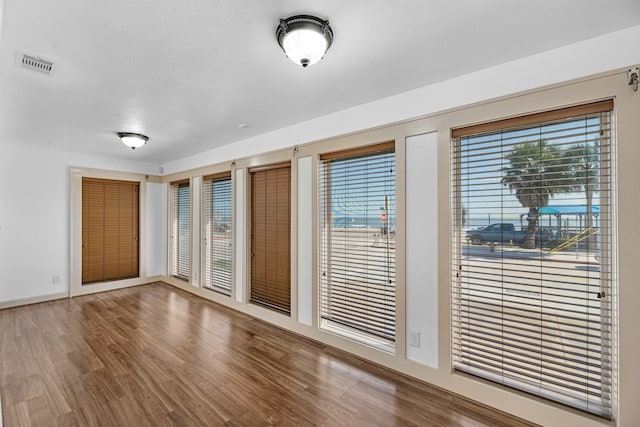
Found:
<box><xmin>203</xmin><ymin>171</ymin><xmax>232</xmax><ymax>181</ymax></box>
<box><xmin>319</xmin><ymin>141</ymin><xmax>395</xmax><ymax>161</ymax></box>
<box><xmin>451</xmin><ymin>100</ymin><xmax>613</xmax><ymax>138</ymax></box>
<box><xmin>170</xmin><ymin>178</ymin><xmax>190</xmax><ymax>185</ymax></box>
<box><xmin>250</xmin><ymin>165</ymin><xmax>291</xmax><ymax>314</ymax></box>
<box><xmin>82</xmin><ymin>177</ymin><xmax>139</xmax><ymax>284</ymax></box>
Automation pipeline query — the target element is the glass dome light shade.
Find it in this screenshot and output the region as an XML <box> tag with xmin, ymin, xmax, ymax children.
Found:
<box><xmin>117</xmin><ymin>132</ymin><xmax>148</xmax><ymax>150</ymax></box>
<box><xmin>276</xmin><ymin>15</ymin><xmax>333</xmax><ymax>68</ymax></box>
<box><xmin>282</xmin><ymin>28</ymin><xmax>328</xmax><ymax>67</ymax></box>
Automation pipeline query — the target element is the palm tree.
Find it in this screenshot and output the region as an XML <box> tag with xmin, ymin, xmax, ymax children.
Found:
<box><xmin>501</xmin><ymin>140</ymin><xmax>567</xmax><ymax>248</ymax></box>
<box><xmin>561</xmin><ymin>141</ymin><xmax>600</xmax><ymax>231</ymax></box>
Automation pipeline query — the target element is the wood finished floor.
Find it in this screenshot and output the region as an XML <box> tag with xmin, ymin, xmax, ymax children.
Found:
<box><xmin>0</xmin><ymin>283</ymin><xmax>536</xmax><ymax>427</ymax></box>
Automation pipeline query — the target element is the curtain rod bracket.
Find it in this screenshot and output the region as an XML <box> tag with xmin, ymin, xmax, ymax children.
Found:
<box><xmin>628</xmin><ymin>67</ymin><xmax>639</xmax><ymax>92</ymax></box>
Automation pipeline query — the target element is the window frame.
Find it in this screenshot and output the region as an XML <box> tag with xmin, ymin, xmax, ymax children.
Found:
<box><xmin>201</xmin><ymin>172</ymin><xmax>234</xmax><ymax>296</ymax></box>
<box><xmin>248</xmin><ymin>162</ymin><xmax>292</xmax><ymax>315</ymax></box>
<box><xmin>168</xmin><ymin>179</ymin><xmax>191</xmax><ymax>281</ymax></box>
<box><xmin>318</xmin><ymin>141</ymin><xmax>397</xmax><ymax>352</ymax></box>
<box><xmin>450</xmin><ymin>100</ymin><xmax>616</xmax><ymax>418</ymax></box>
<box><xmin>70</xmin><ymin>167</ymin><xmax>151</xmax><ymax>297</ymax></box>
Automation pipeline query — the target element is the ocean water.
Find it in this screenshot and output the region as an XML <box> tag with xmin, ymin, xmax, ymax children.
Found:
<box><xmin>331</xmin><ymin>215</ymin><xmax>395</xmax><ymax>230</ymax></box>
<box><xmin>335</xmin><ymin>215</ymin><xmax>587</xmax><ymax>232</ymax></box>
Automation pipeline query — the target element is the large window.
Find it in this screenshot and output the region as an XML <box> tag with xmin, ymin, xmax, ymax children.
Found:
<box><xmin>169</xmin><ymin>180</ymin><xmax>190</xmax><ymax>280</ymax></box>
<box><xmin>319</xmin><ymin>142</ymin><xmax>396</xmax><ymax>349</ymax></box>
<box><xmin>82</xmin><ymin>178</ymin><xmax>139</xmax><ymax>284</ymax></box>
<box><xmin>451</xmin><ymin>101</ymin><xmax>615</xmax><ymax>417</ymax></box>
<box><xmin>202</xmin><ymin>173</ymin><xmax>233</xmax><ymax>295</ymax></box>
<box><xmin>250</xmin><ymin>164</ymin><xmax>291</xmax><ymax>314</ymax></box>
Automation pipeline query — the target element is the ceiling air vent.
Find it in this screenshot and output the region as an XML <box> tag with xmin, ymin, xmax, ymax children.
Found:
<box><xmin>17</xmin><ymin>52</ymin><xmax>55</xmax><ymax>75</ymax></box>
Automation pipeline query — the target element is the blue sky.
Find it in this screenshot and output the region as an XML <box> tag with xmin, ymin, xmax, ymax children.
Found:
<box><xmin>459</xmin><ymin>115</ymin><xmax>603</xmax><ymax>228</ymax></box>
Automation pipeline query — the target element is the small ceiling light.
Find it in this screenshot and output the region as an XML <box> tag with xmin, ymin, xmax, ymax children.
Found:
<box><xmin>276</xmin><ymin>15</ymin><xmax>333</xmax><ymax>68</ymax></box>
<box><xmin>117</xmin><ymin>132</ymin><xmax>148</xmax><ymax>150</ymax></box>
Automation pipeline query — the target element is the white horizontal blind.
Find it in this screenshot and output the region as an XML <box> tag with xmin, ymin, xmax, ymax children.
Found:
<box><xmin>169</xmin><ymin>181</ymin><xmax>190</xmax><ymax>280</ymax></box>
<box><xmin>202</xmin><ymin>175</ymin><xmax>233</xmax><ymax>295</ymax></box>
<box><xmin>451</xmin><ymin>102</ymin><xmax>615</xmax><ymax>418</ymax></box>
<box><xmin>319</xmin><ymin>143</ymin><xmax>396</xmax><ymax>344</ymax></box>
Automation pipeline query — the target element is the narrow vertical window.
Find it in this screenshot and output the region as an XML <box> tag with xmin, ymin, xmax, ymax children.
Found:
<box><xmin>451</xmin><ymin>100</ymin><xmax>615</xmax><ymax>417</ymax></box>
<box><xmin>169</xmin><ymin>180</ymin><xmax>190</xmax><ymax>280</ymax></box>
<box><xmin>319</xmin><ymin>142</ymin><xmax>396</xmax><ymax>349</ymax></box>
<box><xmin>250</xmin><ymin>164</ymin><xmax>291</xmax><ymax>314</ymax></box>
<box><xmin>202</xmin><ymin>173</ymin><xmax>233</xmax><ymax>295</ymax></box>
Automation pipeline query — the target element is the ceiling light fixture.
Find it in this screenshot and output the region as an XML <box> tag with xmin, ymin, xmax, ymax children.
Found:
<box><xmin>276</xmin><ymin>15</ymin><xmax>333</xmax><ymax>68</ymax></box>
<box><xmin>117</xmin><ymin>132</ymin><xmax>148</xmax><ymax>150</ymax></box>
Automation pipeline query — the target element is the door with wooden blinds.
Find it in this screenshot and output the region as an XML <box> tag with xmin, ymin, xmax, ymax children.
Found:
<box><xmin>82</xmin><ymin>178</ymin><xmax>139</xmax><ymax>284</ymax></box>
<box><xmin>250</xmin><ymin>165</ymin><xmax>291</xmax><ymax>314</ymax></box>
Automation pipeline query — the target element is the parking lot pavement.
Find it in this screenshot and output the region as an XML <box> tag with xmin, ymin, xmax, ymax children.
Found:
<box><xmin>462</xmin><ymin>243</ymin><xmax>599</xmax><ymax>266</ymax></box>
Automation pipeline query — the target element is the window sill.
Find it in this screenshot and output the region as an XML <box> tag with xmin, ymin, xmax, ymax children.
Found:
<box><xmin>320</xmin><ymin>319</ymin><xmax>396</xmax><ymax>354</ymax></box>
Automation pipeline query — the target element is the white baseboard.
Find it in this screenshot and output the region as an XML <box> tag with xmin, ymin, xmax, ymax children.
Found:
<box><xmin>70</xmin><ymin>275</ymin><xmax>164</xmax><ymax>297</ymax></box>
<box><xmin>0</xmin><ymin>276</ymin><xmax>165</xmax><ymax>310</ymax></box>
<box><xmin>0</xmin><ymin>291</ymin><xmax>69</xmax><ymax>310</ymax></box>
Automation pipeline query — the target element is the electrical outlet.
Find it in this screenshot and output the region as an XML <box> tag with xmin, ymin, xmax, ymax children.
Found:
<box><xmin>409</xmin><ymin>331</ymin><xmax>421</xmax><ymax>348</ymax></box>
<box><xmin>52</xmin><ymin>275</ymin><xmax>60</xmax><ymax>285</ymax></box>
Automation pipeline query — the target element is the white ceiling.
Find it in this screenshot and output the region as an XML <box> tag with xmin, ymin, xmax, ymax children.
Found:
<box><xmin>1</xmin><ymin>0</ymin><xmax>639</xmax><ymax>164</ymax></box>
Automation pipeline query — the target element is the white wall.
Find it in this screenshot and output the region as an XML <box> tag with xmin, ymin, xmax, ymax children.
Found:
<box><xmin>0</xmin><ymin>0</ymin><xmax>4</xmax><ymax>46</ymax></box>
<box><xmin>163</xmin><ymin>25</ymin><xmax>640</xmax><ymax>175</ymax></box>
<box><xmin>234</xmin><ymin>168</ymin><xmax>245</xmax><ymax>303</ymax></box>
<box><xmin>146</xmin><ymin>182</ymin><xmax>167</xmax><ymax>277</ymax></box>
<box><xmin>0</xmin><ymin>142</ymin><xmax>159</xmax><ymax>304</ymax></box>
<box><xmin>190</xmin><ymin>176</ymin><xmax>201</xmax><ymax>287</ymax></box>
<box><xmin>297</xmin><ymin>156</ymin><xmax>313</xmax><ymax>326</ymax></box>
<box><xmin>405</xmin><ymin>132</ymin><xmax>439</xmax><ymax>367</ymax></box>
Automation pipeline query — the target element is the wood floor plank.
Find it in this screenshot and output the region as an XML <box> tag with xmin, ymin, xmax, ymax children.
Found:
<box><xmin>5</xmin><ymin>401</ymin><xmax>31</xmax><ymax>427</ymax></box>
<box><xmin>36</xmin><ymin>371</ymin><xmax>72</xmax><ymax>419</ymax></box>
<box><xmin>25</xmin><ymin>395</ymin><xmax>54</xmax><ymax>427</ymax></box>
<box><xmin>0</xmin><ymin>283</ymin><xmax>538</xmax><ymax>426</ymax></box>
<box><xmin>1</xmin><ymin>375</ymin><xmax>43</xmax><ymax>407</ymax></box>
